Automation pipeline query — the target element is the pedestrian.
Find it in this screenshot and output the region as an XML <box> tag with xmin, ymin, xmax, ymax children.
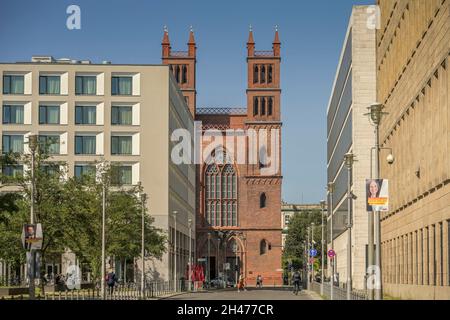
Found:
<box><xmin>106</xmin><ymin>268</ymin><xmax>117</xmax><ymax>295</ymax></box>
<box><xmin>256</xmin><ymin>275</ymin><xmax>263</xmax><ymax>288</ymax></box>
<box><xmin>237</xmin><ymin>273</ymin><xmax>246</xmax><ymax>292</ymax></box>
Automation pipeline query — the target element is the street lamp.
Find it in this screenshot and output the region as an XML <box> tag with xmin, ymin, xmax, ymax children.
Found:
<box><xmin>172</xmin><ymin>211</ymin><xmax>178</xmax><ymax>291</ymax></box>
<box><xmin>311</xmin><ymin>222</ymin><xmax>315</xmax><ymax>282</ymax></box>
<box><xmin>188</xmin><ymin>218</ymin><xmax>192</xmax><ymax>291</ymax></box>
<box><xmin>101</xmin><ymin>165</ymin><xmax>107</xmax><ymax>299</ymax></box>
<box><xmin>327</xmin><ymin>182</ymin><xmax>335</xmax><ymax>300</ymax></box>
<box><xmin>320</xmin><ymin>200</ymin><xmax>326</xmax><ymax>296</ymax></box>
<box><xmin>344</xmin><ymin>152</ymin><xmax>356</xmax><ymax>300</ymax></box>
<box><xmin>365</xmin><ymin>103</ymin><xmax>390</xmax><ymax>300</ymax></box>
<box><xmin>28</xmin><ymin>135</ymin><xmax>38</xmax><ymax>300</ymax></box>
<box><xmin>207</xmin><ymin>232</ymin><xmax>212</xmax><ymax>287</ymax></box>
<box><xmin>140</xmin><ymin>193</ymin><xmax>147</xmax><ymax>298</ymax></box>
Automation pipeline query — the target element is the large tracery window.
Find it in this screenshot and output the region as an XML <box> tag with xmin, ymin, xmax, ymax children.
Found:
<box><xmin>205</xmin><ymin>163</ymin><xmax>238</xmax><ymax>227</ymax></box>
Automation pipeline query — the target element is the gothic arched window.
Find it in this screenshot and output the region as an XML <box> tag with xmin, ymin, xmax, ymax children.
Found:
<box><xmin>254</xmin><ymin>65</ymin><xmax>259</xmax><ymax>84</ymax></box>
<box><xmin>205</xmin><ymin>161</ymin><xmax>238</xmax><ymax>227</ymax></box>
<box><xmin>260</xmin><ymin>193</ymin><xmax>267</xmax><ymax>208</ymax></box>
<box><xmin>261</xmin><ymin>97</ymin><xmax>266</xmax><ymax>115</ymax></box>
<box><xmin>253</xmin><ymin>97</ymin><xmax>259</xmax><ymax>116</ymax></box>
<box><xmin>261</xmin><ymin>66</ymin><xmax>266</xmax><ymax>83</ymax></box>
<box><xmin>175</xmin><ymin>65</ymin><xmax>181</xmax><ymax>83</ymax></box>
<box><xmin>268</xmin><ymin>97</ymin><xmax>273</xmax><ymax>116</ymax></box>
<box><xmin>260</xmin><ymin>239</ymin><xmax>267</xmax><ymax>255</ymax></box>
<box><xmin>182</xmin><ymin>65</ymin><xmax>188</xmax><ymax>84</ymax></box>
<box><xmin>268</xmin><ymin>65</ymin><xmax>273</xmax><ymax>83</ymax></box>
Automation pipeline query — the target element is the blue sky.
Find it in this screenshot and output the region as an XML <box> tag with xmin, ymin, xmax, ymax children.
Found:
<box><xmin>0</xmin><ymin>0</ymin><xmax>373</xmax><ymax>204</ymax></box>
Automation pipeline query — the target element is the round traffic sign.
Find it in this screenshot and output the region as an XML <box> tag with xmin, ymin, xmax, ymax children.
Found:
<box><xmin>309</xmin><ymin>249</ymin><xmax>318</xmax><ymax>257</ymax></box>
<box><xmin>327</xmin><ymin>249</ymin><xmax>336</xmax><ymax>258</ymax></box>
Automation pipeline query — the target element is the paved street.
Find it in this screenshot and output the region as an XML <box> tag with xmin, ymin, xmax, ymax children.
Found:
<box><xmin>165</xmin><ymin>288</ymin><xmax>320</xmax><ymax>300</ymax></box>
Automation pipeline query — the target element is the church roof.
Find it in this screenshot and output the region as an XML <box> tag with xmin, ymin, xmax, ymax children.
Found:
<box><xmin>196</xmin><ymin>108</ymin><xmax>247</xmax><ymax>115</ymax></box>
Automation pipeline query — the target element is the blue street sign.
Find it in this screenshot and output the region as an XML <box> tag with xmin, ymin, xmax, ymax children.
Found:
<box><xmin>309</xmin><ymin>249</ymin><xmax>318</xmax><ymax>257</ymax></box>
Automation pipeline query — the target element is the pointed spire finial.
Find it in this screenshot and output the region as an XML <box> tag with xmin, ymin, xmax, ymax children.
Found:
<box><xmin>188</xmin><ymin>25</ymin><xmax>196</xmax><ymax>44</ymax></box>
<box><xmin>275</xmin><ymin>25</ymin><xmax>278</xmax><ymax>32</ymax></box>
<box><xmin>190</xmin><ymin>25</ymin><xmax>194</xmax><ymax>33</ymax></box>
<box><xmin>249</xmin><ymin>24</ymin><xmax>253</xmax><ymax>32</ymax></box>
<box><xmin>164</xmin><ymin>25</ymin><xmax>168</xmax><ymax>33</ymax></box>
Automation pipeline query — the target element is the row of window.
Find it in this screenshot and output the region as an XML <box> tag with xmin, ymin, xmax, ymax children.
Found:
<box><xmin>253</xmin><ymin>97</ymin><xmax>274</xmax><ymax>116</ymax></box>
<box><xmin>253</xmin><ymin>64</ymin><xmax>273</xmax><ymax>84</ymax></box>
<box><xmin>169</xmin><ymin>65</ymin><xmax>188</xmax><ymax>85</ymax></box>
<box><xmin>1</xmin><ymin>164</ymin><xmax>133</xmax><ymax>185</ymax></box>
<box><xmin>2</xmin><ymin>134</ymin><xmax>134</xmax><ymax>155</ymax></box>
<box><xmin>2</xmin><ymin>104</ymin><xmax>134</xmax><ymax>125</ymax></box>
<box><xmin>3</xmin><ymin>74</ymin><xmax>133</xmax><ymax>95</ymax></box>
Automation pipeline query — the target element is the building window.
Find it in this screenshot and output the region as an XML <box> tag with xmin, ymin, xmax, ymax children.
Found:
<box><xmin>39</xmin><ymin>76</ymin><xmax>60</xmax><ymax>95</ymax></box>
<box><xmin>261</xmin><ymin>97</ymin><xmax>266</xmax><ymax>115</ymax></box>
<box><xmin>253</xmin><ymin>65</ymin><xmax>259</xmax><ymax>83</ymax></box>
<box><xmin>253</xmin><ymin>97</ymin><xmax>259</xmax><ymax>116</ymax></box>
<box><xmin>42</xmin><ymin>164</ymin><xmax>59</xmax><ymax>177</ymax></box>
<box><xmin>205</xmin><ymin>162</ymin><xmax>237</xmax><ymax>227</ymax></box>
<box><xmin>111</xmin><ymin>106</ymin><xmax>132</xmax><ymax>125</ymax></box>
<box><xmin>260</xmin><ymin>193</ymin><xmax>266</xmax><ymax>208</ymax></box>
<box><xmin>111</xmin><ymin>136</ymin><xmax>132</xmax><ymax>155</ymax></box>
<box><xmin>38</xmin><ymin>135</ymin><xmax>60</xmax><ymax>155</ymax></box>
<box><xmin>175</xmin><ymin>66</ymin><xmax>180</xmax><ymax>83</ymax></box>
<box><xmin>268</xmin><ymin>65</ymin><xmax>273</xmax><ymax>83</ymax></box>
<box><xmin>182</xmin><ymin>65</ymin><xmax>188</xmax><ymax>84</ymax></box>
<box><xmin>3</xmin><ymin>105</ymin><xmax>24</xmax><ymax>124</ymax></box>
<box><xmin>3</xmin><ymin>75</ymin><xmax>24</xmax><ymax>94</ymax></box>
<box><xmin>75</xmin><ymin>136</ymin><xmax>96</xmax><ymax>155</ymax></box>
<box><xmin>111</xmin><ymin>165</ymin><xmax>132</xmax><ymax>185</ymax></box>
<box><xmin>261</xmin><ymin>66</ymin><xmax>266</xmax><ymax>84</ymax></box>
<box><xmin>268</xmin><ymin>97</ymin><xmax>273</xmax><ymax>116</ymax></box>
<box><xmin>74</xmin><ymin>165</ymin><xmax>96</xmax><ymax>179</ymax></box>
<box><xmin>2</xmin><ymin>165</ymin><xmax>23</xmax><ymax>178</ymax></box>
<box><xmin>75</xmin><ymin>106</ymin><xmax>96</xmax><ymax>125</ymax></box>
<box><xmin>75</xmin><ymin>76</ymin><xmax>97</xmax><ymax>95</ymax></box>
<box><xmin>111</xmin><ymin>76</ymin><xmax>132</xmax><ymax>95</ymax></box>
<box><xmin>39</xmin><ymin>106</ymin><xmax>60</xmax><ymax>124</ymax></box>
<box><xmin>2</xmin><ymin>135</ymin><xmax>24</xmax><ymax>154</ymax></box>
<box><xmin>260</xmin><ymin>239</ymin><xmax>267</xmax><ymax>255</ymax></box>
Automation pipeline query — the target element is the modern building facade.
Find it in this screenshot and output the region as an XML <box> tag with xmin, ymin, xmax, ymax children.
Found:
<box><xmin>161</xmin><ymin>28</ymin><xmax>283</xmax><ymax>286</ymax></box>
<box><xmin>326</xmin><ymin>6</ymin><xmax>377</xmax><ymax>290</ymax></box>
<box><xmin>377</xmin><ymin>0</ymin><xmax>450</xmax><ymax>300</ymax></box>
<box><xmin>0</xmin><ymin>57</ymin><xmax>195</xmax><ymax>282</ymax></box>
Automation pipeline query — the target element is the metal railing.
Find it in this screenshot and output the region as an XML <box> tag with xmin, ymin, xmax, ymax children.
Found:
<box><xmin>310</xmin><ymin>281</ymin><xmax>368</xmax><ymax>300</ymax></box>
<box><xmin>0</xmin><ymin>280</ymin><xmax>205</xmax><ymax>300</ymax></box>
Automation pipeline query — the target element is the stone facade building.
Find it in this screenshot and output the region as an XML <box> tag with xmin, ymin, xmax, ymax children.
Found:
<box><xmin>377</xmin><ymin>0</ymin><xmax>450</xmax><ymax>300</ymax></box>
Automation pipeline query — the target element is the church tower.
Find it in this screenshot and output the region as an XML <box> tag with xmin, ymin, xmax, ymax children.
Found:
<box><xmin>162</xmin><ymin>26</ymin><xmax>197</xmax><ymax>116</ymax></box>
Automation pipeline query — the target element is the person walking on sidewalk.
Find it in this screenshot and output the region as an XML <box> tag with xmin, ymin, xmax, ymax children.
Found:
<box><xmin>237</xmin><ymin>273</ymin><xmax>247</xmax><ymax>292</ymax></box>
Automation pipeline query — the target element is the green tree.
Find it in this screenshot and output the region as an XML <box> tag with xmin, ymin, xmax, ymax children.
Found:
<box><xmin>283</xmin><ymin>209</ymin><xmax>325</xmax><ymax>271</ymax></box>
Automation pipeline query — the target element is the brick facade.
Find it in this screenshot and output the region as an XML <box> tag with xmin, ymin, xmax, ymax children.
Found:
<box><xmin>162</xmin><ymin>28</ymin><xmax>283</xmax><ymax>285</ymax></box>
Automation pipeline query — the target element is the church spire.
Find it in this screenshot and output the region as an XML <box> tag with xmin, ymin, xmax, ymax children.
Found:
<box><xmin>188</xmin><ymin>26</ymin><xmax>196</xmax><ymax>57</ymax></box>
<box><xmin>162</xmin><ymin>25</ymin><xmax>171</xmax><ymax>57</ymax></box>
<box><xmin>247</xmin><ymin>25</ymin><xmax>255</xmax><ymax>57</ymax></box>
<box><xmin>273</xmin><ymin>25</ymin><xmax>280</xmax><ymax>57</ymax></box>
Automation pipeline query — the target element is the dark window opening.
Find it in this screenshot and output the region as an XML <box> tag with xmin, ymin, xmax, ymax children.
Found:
<box><xmin>253</xmin><ymin>97</ymin><xmax>259</xmax><ymax>116</ymax></box>
<box><xmin>260</xmin><ymin>193</ymin><xmax>266</xmax><ymax>208</ymax></box>
<box><xmin>261</xmin><ymin>97</ymin><xmax>266</xmax><ymax>115</ymax></box>
<box><xmin>260</xmin><ymin>240</ymin><xmax>267</xmax><ymax>255</ymax></box>
<box><xmin>253</xmin><ymin>65</ymin><xmax>259</xmax><ymax>83</ymax></box>
<box><xmin>268</xmin><ymin>97</ymin><xmax>273</xmax><ymax>116</ymax></box>
<box><xmin>268</xmin><ymin>65</ymin><xmax>273</xmax><ymax>83</ymax></box>
<box><xmin>260</xmin><ymin>66</ymin><xmax>266</xmax><ymax>84</ymax></box>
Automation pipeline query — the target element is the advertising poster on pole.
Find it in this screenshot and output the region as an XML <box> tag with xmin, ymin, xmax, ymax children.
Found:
<box><xmin>366</xmin><ymin>179</ymin><xmax>389</xmax><ymax>212</ymax></box>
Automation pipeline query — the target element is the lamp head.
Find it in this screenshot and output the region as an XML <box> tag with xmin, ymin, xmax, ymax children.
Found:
<box><xmin>387</xmin><ymin>154</ymin><xmax>395</xmax><ymax>165</ymax></box>
<box><xmin>343</xmin><ymin>153</ymin><xmax>356</xmax><ymax>168</ymax></box>
<box><xmin>366</xmin><ymin>103</ymin><xmax>386</xmax><ymax>125</ymax></box>
<box><xmin>327</xmin><ymin>182</ymin><xmax>335</xmax><ymax>193</ymax></box>
<box><xmin>320</xmin><ymin>200</ymin><xmax>326</xmax><ymax>210</ymax></box>
<box><xmin>29</xmin><ymin>135</ymin><xmax>38</xmax><ymax>152</ymax></box>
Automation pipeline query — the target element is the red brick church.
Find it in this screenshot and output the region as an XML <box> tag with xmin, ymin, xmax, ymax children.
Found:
<box><xmin>161</xmin><ymin>27</ymin><xmax>283</xmax><ymax>286</ymax></box>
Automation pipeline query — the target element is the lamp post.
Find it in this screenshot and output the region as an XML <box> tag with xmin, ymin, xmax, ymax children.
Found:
<box><xmin>188</xmin><ymin>218</ymin><xmax>192</xmax><ymax>291</ymax></box>
<box><xmin>311</xmin><ymin>223</ymin><xmax>315</xmax><ymax>282</ymax></box>
<box><xmin>320</xmin><ymin>200</ymin><xmax>326</xmax><ymax>296</ymax></box>
<box><xmin>344</xmin><ymin>152</ymin><xmax>356</xmax><ymax>300</ymax></box>
<box><xmin>327</xmin><ymin>182</ymin><xmax>335</xmax><ymax>300</ymax></box>
<box><xmin>28</xmin><ymin>135</ymin><xmax>38</xmax><ymax>300</ymax></box>
<box><xmin>140</xmin><ymin>193</ymin><xmax>147</xmax><ymax>298</ymax></box>
<box><xmin>172</xmin><ymin>211</ymin><xmax>178</xmax><ymax>291</ymax></box>
<box><xmin>365</xmin><ymin>102</ymin><xmax>388</xmax><ymax>300</ymax></box>
<box><xmin>207</xmin><ymin>232</ymin><xmax>211</xmax><ymax>287</ymax></box>
<box><xmin>306</xmin><ymin>226</ymin><xmax>310</xmax><ymax>290</ymax></box>
<box><xmin>101</xmin><ymin>167</ymin><xmax>107</xmax><ymax>299</ymax></box>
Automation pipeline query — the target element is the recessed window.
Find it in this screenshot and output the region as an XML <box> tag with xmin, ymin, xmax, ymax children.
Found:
<box><xmin>39</xmin><ymin>76</ymin><xmax>61</xmax><ymax>95</ymax></box>
<box><xmin>75</xmin><ymin>76</ymin><xmax>97</xmax><ymax>95</ymax></box>
<box><xmin>253</xmin><ymin>97</ymin><xmax>259</xmax><ymax>116</ymax></box>
<box><xmin>2</xmin><ymin>135</ymin><xmax>24</xmax><ymax>154</ymax></box>
<box><xmin>111</xmin><ymin>106</ymin><xmax>132</xmax><ymax>125</ymax></box>
<box><xmin>268</xmin><ymin>97</ymin><xmax>273</xmax><ymax>116</ymax></box>
<box><xmin>75</xmin><ymin>106</ymin><xmax>96</xmax><ymax>125</ymax></box>
<box><xmin>260</xmin><ymin>240</ymin><xmax>267</xmax><ymax>255</ymax></box>
<box><xmin>260</xmin><ymin>193</ymin><xmax>267</xmax><ymax>208</ymax></box>
<box><xmin>111</xmin><ymin>165</ymin><xmax>132</xmax><ymax>185</ymax></box>
<box><xmin>2</xmin><ymin>165</ymin><xmax>23</xmax><ymax>178</ymax></box>
<box><xmin>3</xmin><ymin>105</ymin><xmax>24</xmax><ymax>124</ymax></box>
<box><xmin>75</xmin><ymin>136</ymin><xmax>96</xmax><ymax>155</ymax></box>
<box><xmin>39</xmin><ymin>106</ymin><xmax>60</xmax><ymax>124</ymax></box>
<box><xmin>268</xmin><ymin>65</ymin><xmax>273</xmax><ymax>83</ymax></box>
<box><xmin>74</xmin><ymin>165</ymin><xmax>96</xmax><ymax>179</ymax></box>
<box><xmin>3</xmin><ymin>75</ymin><xmax>24</xmax><ymax>94</ymax></box>
<box><xmin>111</xmin><ymin>136</ymin><xmax>132</xmax><ymax>155</ymax></box>
<box><xmin>111</xmin><ymin>76</ymin><xmax>132</xmax><ymax>95</ymax></box>
<box><xmin>38</xmin><ymin>135</ymin><xmax>60</xmax><ymax>154</ymax></box>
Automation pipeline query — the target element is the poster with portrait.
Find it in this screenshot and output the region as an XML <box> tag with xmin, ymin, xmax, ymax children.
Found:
<box><xmin>21</xmin><ymin>223</ymin><xmax>43</xmax><ymax>250</ymax></box>
<box><xmin>366</xmin><ymin>179</ymin><xmax>389</xmax><ymax>212</ymax></box>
